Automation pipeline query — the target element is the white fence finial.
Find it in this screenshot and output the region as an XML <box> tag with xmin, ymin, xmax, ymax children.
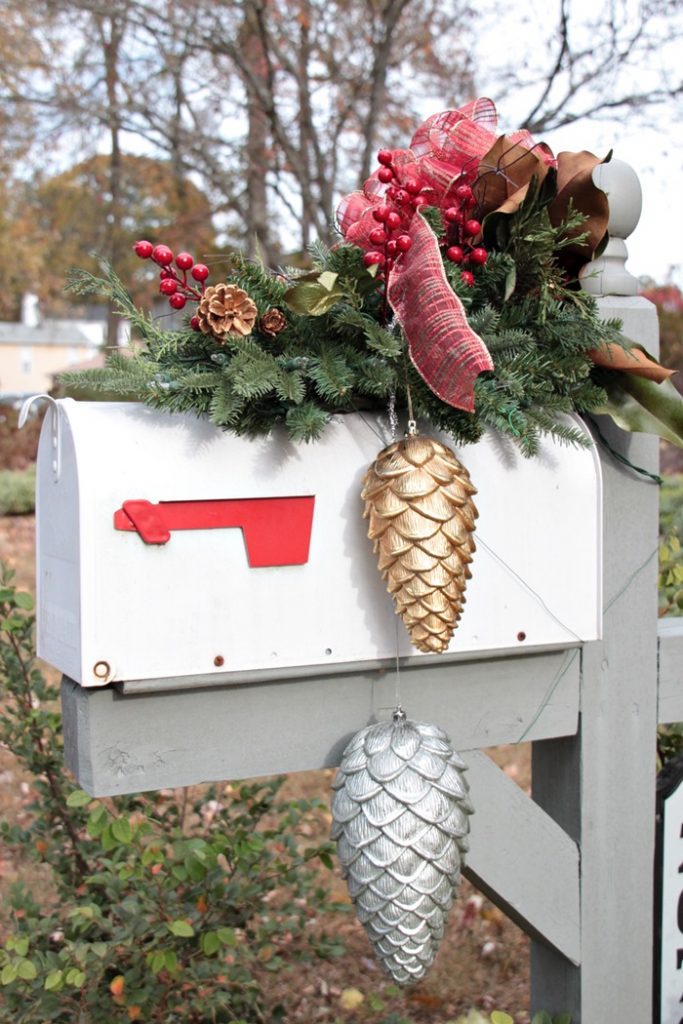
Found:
<box><xmin>579</xmin><ymin>158</ymin><xmax>643</xmax><ymax>297</ymax></box>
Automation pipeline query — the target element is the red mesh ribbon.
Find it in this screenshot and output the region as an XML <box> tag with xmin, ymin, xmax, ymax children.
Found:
<box><xmin>337</xmin><ymin>98</ymin><xmax>556</xmax><ymax>411</ymax></box>
<box><xmin>388</xmin><ymin>213</ymin><xmax>493</xmax><ymax>412</ymax></box>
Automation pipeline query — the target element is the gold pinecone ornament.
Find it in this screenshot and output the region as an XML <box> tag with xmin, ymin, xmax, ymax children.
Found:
<box><xmin>197</xmin><ymin>283</ymin><xmax>258</xmax><ymax>340</ymax></box>
<box><xmin>361</xmin><ymin>429</ymin><xmax>478</xmax><ymax>653</ymax></box>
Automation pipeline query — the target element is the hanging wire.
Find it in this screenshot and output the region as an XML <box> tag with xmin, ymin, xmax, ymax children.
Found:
<box><xmin>603</xmin><ymin>544</ymin><xmax>659</xmax><ymax>614</ymax></box>
<box><xmin>515</xmin><ymin>542</ymin><xmax>659</xmax><ymax>741</ymax></box>
<box><xmin>517</xmin><ymin>648</ymin><xmax>579</xmax><ymax>743</ymax></box>
<box><xmin>394</xmin><ymin>616</ymin><xmax>403</xmax><ymax>709</ymax></box>
<box><xmin>476</xmin><ymin>535</ymin><xmax>584</xmax><ymax>644</ymax></box>
<box><xmin>388</xmin><ymin>390</ymin><xmax>399</xmax><ymax>442</ymax></box>
<box><xmin>587</xmin><ymin>416</ymin><xmax>663</xmax><ymax>485</ymax></box>
<box><xmin>405</xmin><ymin>382</ymin><xmax>415</xmax><ymax>426</ymax></box>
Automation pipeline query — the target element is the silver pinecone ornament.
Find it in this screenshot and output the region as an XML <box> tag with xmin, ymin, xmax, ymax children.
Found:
<box><xmin>331</xmin><ymin>710</ymin><xmax>473</xmax><ymax>984</ymax></box>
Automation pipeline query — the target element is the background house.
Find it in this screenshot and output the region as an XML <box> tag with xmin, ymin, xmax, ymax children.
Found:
<box><xmin>0</xmin><ymin>295</ymin><xmax>110</xmax><ymax>402</ymax></box>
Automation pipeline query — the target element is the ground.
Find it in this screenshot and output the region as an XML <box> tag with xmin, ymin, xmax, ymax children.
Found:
<box><xmin>0</xmin><ymin>512</ymin><xmax>534</xmax><ymax>1023</ymax></box>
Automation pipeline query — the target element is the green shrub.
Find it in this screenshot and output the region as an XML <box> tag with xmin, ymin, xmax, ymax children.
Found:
<box><xmin>0</xmin><ymin>403</ymin><xmax>42</xmax><ymax>470</ymax></box>
<box><xmin>661</xmin><ymin>474</ymin><xmax>683</xmax><ymax>538</ymax></box>
<box><xmin>0</xmin><ymin>566</ymin><xmax>340</xmax><ymax>1023</ymax></box>
<box><xmin>0</xmin><ymin>465</ymin><xmax>36</xmax><ymax>515</ymax></box>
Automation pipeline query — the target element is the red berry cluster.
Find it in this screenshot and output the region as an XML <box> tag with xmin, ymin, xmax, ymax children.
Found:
<box><xmin>440</xmin><ymin>182</ymin><xmax>488</xmax><ymax>287</ymax></box>
<box><xmin>133</xmin><ymin>241</ymin><xmax>209</xmax><ymax>318</ymax></box>
<box><xmin>362</xmin><ymin>150</ymin><xmax>428</xmax><ymax>274</ymax></box>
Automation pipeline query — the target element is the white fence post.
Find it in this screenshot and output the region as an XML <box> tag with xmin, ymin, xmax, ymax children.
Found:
<box><xmin>531</xmin><ymin>160</ymin><xmax>660</xmax><ymax>1021</ymax></box>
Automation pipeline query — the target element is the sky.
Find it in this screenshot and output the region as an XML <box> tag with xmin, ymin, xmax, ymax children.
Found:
<box><xmin>474</xmin><ymin>0</ymin><xmax>683</xmax><ymax>289</ymax></box>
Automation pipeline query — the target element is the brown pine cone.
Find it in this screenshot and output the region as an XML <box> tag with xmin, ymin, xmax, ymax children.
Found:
<box><xmin>260</xmin><ymin>308</ymin><xmax>287</xmax><ymax>336</ymax></box>
<box><xmin>197</xmin><ymin>283</ymin><xmax>258</xmax><ymax>340</ymax></box>
<box><xmin>362</xmin><ymin>432</ymin><xmax>478</xmax><ymax>653</ymax></box>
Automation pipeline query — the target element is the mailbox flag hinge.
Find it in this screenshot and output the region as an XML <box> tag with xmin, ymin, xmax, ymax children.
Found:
<box><xmin>114</xmin><ymin>496</ymin><xmax>315</xmax><ymax>567</ymax></box>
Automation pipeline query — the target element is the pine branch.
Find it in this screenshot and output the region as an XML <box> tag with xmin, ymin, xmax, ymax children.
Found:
<box><xmin>59</xmin><ymin>351</ymin><xmax>162</xmax><ymax>397</ymax></box>
<box><xmin>66</xmin><ymin>264</ymin><xmax>172</xmax><ymax>346</ymax></box>
<box><xmin>285</xmin><ymin>403</ymin><xmax>330</xmax><ymax>442</ymax></box>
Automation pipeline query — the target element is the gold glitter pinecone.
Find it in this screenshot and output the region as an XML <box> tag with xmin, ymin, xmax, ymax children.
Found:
<box><xmin>197</xmin><ymin>283</ymin><xmax>258</xmax><ymax>340</ymax></box>
<box><xmin>362</xmin><ymin>433</ymin><xmax>478</xmax><ymax>653</ymax></box>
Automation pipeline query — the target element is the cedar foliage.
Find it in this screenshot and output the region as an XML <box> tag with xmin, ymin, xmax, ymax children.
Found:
<box><xmin>62</xmin><ymin>188</ymin><xmax>622</xmax><ymax>453</ymax></box>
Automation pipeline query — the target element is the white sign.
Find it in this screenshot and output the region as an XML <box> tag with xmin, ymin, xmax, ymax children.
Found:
<box><xmin>660</xmin><ymin>773</ymin><xmax>683</xmax><ymax>1024</ymax></box>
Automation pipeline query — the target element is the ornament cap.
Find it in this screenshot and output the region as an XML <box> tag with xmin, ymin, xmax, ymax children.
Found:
<box><xmin>392</xmin><ymin>705</ymin><xmax>407</xmax><ymax>723</ymax></box>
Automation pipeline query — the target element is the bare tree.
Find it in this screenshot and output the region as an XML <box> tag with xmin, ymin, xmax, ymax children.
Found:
<box><xmin>483</xmin><ymin>0</ymin><xmax>683</xmax><ymax>133</ymax></box>
<box><xmin>2</xmin><ymin>0</ymin><xmax>682</xmax><ymax>293</ymax></box>
<box><xmin>130</xmin><ymin>0</ymin><xmax>476</xmax><ymax>254</ymax></box>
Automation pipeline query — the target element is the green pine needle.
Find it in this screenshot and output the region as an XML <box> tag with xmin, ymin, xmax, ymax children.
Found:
<box><xmin>61</xmin><ymin>190</ymin><xmax>629</xmax><ymax>456</ymax></box>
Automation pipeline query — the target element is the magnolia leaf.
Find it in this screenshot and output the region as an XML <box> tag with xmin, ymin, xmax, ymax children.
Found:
<box><xmin>549</xmin><ymin>150</ymin><xmax>610</xmax><ymax>268</ymax></box>
<box><xmin>596</xmin><ymin>371</ymin><xmax>683</xmax><ymax>447</ymax></box>
<box><xmin>589</xmin><ymin>341</ymin><xmax>675</xmax><ymax>382</ymax></box>
<box><xmin>475</xmin><ymin>136</ymin><xmax>554</xmax><ymax>215</ymax></box>
<box><xmin>503</xmin><ymin>265</ymin><xmax>517</xmax><ymax>302</ymax></box>
<box><xmin>284</xmin><ymin>271</ymin><xmax>344</xmax><ymax>316</ymax></box>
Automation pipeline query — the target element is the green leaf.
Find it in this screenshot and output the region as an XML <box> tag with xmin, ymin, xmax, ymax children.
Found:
<box><xmin>149</xmin><ymin>951</ymin><xmax>165</xmax><ymax>975</ymax></box>
<box><xmin>1</xmin><ymin>963</ymin><xmax>17</xmax><ymax>985</ymax></box>
<box><xmin>66</xmin><ymin>789</ymin><xmax>92</xmax><ymax>808</ymax></box>
<box><xmin>100</xmin><ymin>824</ymin><xmax>116</xmax><ymax>851</ymax></box>
<box><xmin>531</xmin><ymin>1013</ymin><xmax>553</xmax><ymax>1024</ymax></box>
<box><xmin>597</xmin><ymin>371</ymin><xmax>683</xmax><ymax>447</ymax></box>
<box><xmin>284</xmin><ymin>271</ymin><xmax>344</xmax><ymax>316</ymax></box>
<box><xmin>217</xmin><ymin>927</ymin><xmax>237</xmax><ymax>947</ymax></box>
<box><xmin>16</xmin><ymin>960</ymin><xmax>37</xmax><ymax>981</ymax></box>
<box><xmin>14</xmin><ymin>591</ymin><xmax>34</xmax><ymax>610</ymax></box>
<box><xmin>492</xmin><ymin>1014</ymin><xmax>515</xmax><ymax>1024</ymax></box>
<box><xmin>65</xmin><ymin>967</ymin><xmax>85</xmax><ymax>987</ymax></box>
<box><xmin>111</xmin><ymin>817</ymin><xmax>133</xmax><ymax>844</ymax></box>
<box><xmin>167</xmin><ymin>920</ymin><xmax>194</xmax><ymax>938</ymax></box>
<box><xmin>44</xmin><ymin>969</ymin><xmax>63</xmax><ymax>991</ymax></box>
<box><xmin>87</xmin><ymin>807</ymin><xmax>107</xmax><ymax>838</ymax></box>
<box><xmin>553</xmin><ymin>1014</ymin><xmax>573</xmax><ymax>1024</ymax></box>
<box><xmin>164</xmin><ymin>950</ymin><xmax>178</xmax><ymax>972</ymax></box>
<box><xmin>201</xmin><ymin>931</ymin><xmax>221</xmax><ymax>956</ymax></box>
<box><xmin>14</xmin><ymin>937</ymin><xmax>28</xmax><ymax>957</ymax></box>
<box><xmin>319</xmin><ymin>851</ymin><xmax>334</xmax><ymax>870</ymax></box>
<box><xmin>503</xmin><ymin>264</ymin><xmax>517</xmax><ymax>302</ymax></box>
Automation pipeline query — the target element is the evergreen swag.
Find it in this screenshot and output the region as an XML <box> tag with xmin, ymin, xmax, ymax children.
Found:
<box><xmin>62</xmin><ymin>183</ymin><xmax>624</xmax><ymax>457</ymax></box>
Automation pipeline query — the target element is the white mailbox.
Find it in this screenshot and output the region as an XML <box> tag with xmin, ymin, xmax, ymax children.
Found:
<box><xmin>35</xmin><ymin>399</ymin><xmax>602</xmax><ymax>688</ymax></box>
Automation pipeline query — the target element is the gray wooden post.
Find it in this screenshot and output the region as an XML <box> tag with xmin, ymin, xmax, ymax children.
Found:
<box><xmin>532</xmin><ymin>160</ymin><xmax>662</xmax><ymax>1021</ymax></box>
<box><xmin>532</xmin><ymin>404</ymin><xmax>660</xmax><ymax>1020</ymax></box>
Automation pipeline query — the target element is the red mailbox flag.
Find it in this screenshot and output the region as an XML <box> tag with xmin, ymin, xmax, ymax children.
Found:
<box><xmin>114</xmin><ymin>496</ymin><xmax>315</xmax><ymax>567</ymax></box>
